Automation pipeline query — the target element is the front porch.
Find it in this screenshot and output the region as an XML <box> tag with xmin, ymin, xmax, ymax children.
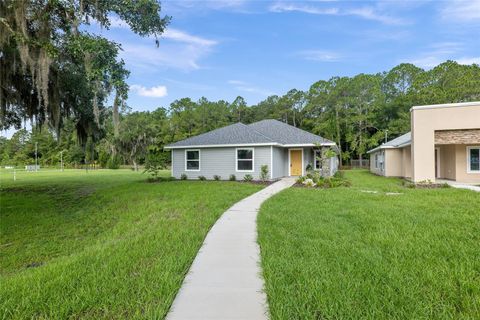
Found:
<box><xmin>434</xmin><ymin>143</ymin><xmax>480</xmax><ymax>184</ymax></box>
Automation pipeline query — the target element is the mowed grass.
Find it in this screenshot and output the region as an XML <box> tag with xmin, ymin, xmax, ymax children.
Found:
<box><xmin>258</xmin><ymin>170</ymin><xmax>480</xmax><ymax>320</ymax></box>
<box><xmin>0</xmin><ymin>169</ymin><xmax>262</xmax><ymax>319</ymax></box>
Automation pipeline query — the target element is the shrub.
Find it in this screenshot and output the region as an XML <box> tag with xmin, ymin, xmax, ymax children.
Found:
<box><xmin>333</xmin><ymin>170</ymin><xmax>344</xmax><ymax>179</ymax></box>
<box><xmin>260</xmin><ymin>165</ymin><xmax>269</xmax><ymax>182</ymax></box>
<box><xmin>296</xmin><ymin>176</ymin><xmax>306</xmax><ymax>184</ymax></box>
<box><xmin>198</xmin><ymin>175</ymin><xmax>206</xmax><ymax>181</ymax></box>
<box><xmin>107</xmin><ymin>156</ymin><xmax>120</xmax><ymax>169</ymax></box>
<box><xmin>143</xmin><ymin>146</ymin><xmax>168</xmax><ymax>179</ymax></box>
<box><xmin>305</xmin><ymin>163</ymin><xmax>313</xmax><ymax>172</ymax></box>
<box><xmin>213</xmin><ymin>175</ymin><xmax>221</xmax><ymax>181</ymax></box>
<box><xmin>180</xmin><ymin>173</ymin><xmax>187</xmax><ymax>180</ymax></box>
<box><xmin>243</xmin><ymin>174</ymin><xmax>253</xmax><ymax>182</ymax></box>
<box><xmin>302</xmin><ymin>178</ymin><xmax>316</xmax><ymax>187</ymax></box>
<box><xmin>229</xmin><ymin>174</ymin><xmax>236</xmax><ymax>181</ymax></box>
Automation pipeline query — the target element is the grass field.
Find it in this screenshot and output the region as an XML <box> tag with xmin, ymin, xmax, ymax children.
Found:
<box><xmin>258</xmin><ymin>170</ymin><xmax>480</xmax><ymax>320</ymax></box>
<box><xmin>0</xmin><ymin>169</ymin><xmax>262</xmax><ymax>319</ymax></box>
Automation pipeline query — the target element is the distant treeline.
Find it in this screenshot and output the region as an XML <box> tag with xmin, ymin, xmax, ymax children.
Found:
<box><xmin>1</xmin><ymin>60</ymin><xmax>479</xmax><ymax>168</ymax></box>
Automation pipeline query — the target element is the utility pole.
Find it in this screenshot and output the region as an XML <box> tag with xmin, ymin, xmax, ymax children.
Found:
<box><xmin>35</xmin><ymin>142</ymin><xmax>38</xmax><ymax>172</ymax></box>
<box><xmin>60</xmin><ymin>151</ymin><xmax>64</xmax><ymax>172</ymax></box>
<box><xmin>385</xmin><ymin>130</ymin><xmax>388</xmax><ymax>143</ymax></box>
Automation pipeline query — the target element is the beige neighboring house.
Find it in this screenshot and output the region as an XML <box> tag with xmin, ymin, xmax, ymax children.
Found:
<box><xmin>368</xmin><ymin>101</ymin><xmax>480</xmax><ymax>183</ymax></box>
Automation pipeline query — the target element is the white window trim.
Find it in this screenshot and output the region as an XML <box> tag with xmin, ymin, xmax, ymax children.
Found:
<box><xmin>314</xmin><ymin>149</ymin><xmax>322</xmax><ymax>170</ymax></box>
<box><xmin>236</xmin><ymin>148</ymin><xmax>255</xmax><ymax>172</ymax></box>
<box><xmin>467</xmin><ymin>146</ymin><xmax>480</xmax><ymax>174</ymax></box>
<box><xmin>288</xmin><ymin>148</ymin><xmax>304</xmax><ymax>176</ymax></box>
<box><xmin>185</xmin><ymin>149</ymin><xmax>201</xmax><ymax>171</ymax></box>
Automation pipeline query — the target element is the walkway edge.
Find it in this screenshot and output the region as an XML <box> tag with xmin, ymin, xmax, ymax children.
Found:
<box><xmin>167</xmin><ymin>178</ymin><xmax>296</xmax><ymax>320</ymax></box>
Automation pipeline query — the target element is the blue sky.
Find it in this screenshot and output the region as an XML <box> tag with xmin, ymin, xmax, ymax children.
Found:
<box><xmin>104</xmin><ymin>0</ymin><xmax>479</xmax><ymax>111</ymax></box>
<box><xmin>3</xmin><ymin>0</ymin><xmax>480</xmax><ymax>137</ymax></box>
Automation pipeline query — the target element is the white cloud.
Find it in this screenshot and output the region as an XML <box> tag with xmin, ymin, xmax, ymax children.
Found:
<box><xmin>440</xmin><ymin>0</ymin><xmax>480</xmax><ymax>21</ymax></box>
<box><xmin>228</xmin><ymin>80</ymin><xmax>248</xmax><ymax>85</ymax></box>
<box><xmin>296</xmin><ymin>50</ymin><xmax>341</xmax><ymax>62</ymax></box>
<box><xmin>269</xmin><ymin>2</ymin><xmax>408</xmax><ymax>25</ymax></box>
<box><xmin>228</xmin><ymin>80</ymin><xmax>275</xmax><ymax>96</ymax></box>
<box><xmin>130</xmin><ymin>85</ymin><xmax>168</xmax><ymax>98</ymax></box>
<box><xmin>345</xmin><ymin>7</ymin><xmax>406</xmax><ymax>25</ymax></box>
<box><xmin>270</xmin><ymin>3</ymin><xmax>339</xmax><ymax>15</ymax></box>
<box><xmin>403</xmin><ymin>42</ymin><xmax>479</xmax><ymax>68</ymax></box>
<box><xmin>101</xmin><ymin>15</ymin><xmax>218</xmax><ymax>71</ymax></box>
<box><xmin>456</xmin><ymin>57</ymin><xmax>480</xmax><ymax>65</ymax></box>
<box><xmin>162</xmin><ymin>29</ymin><xmax>218</xmax><ymax>46</ymax></box>
<box><xmin>118</xmin><ymin>28</ymin><xmax>217</xmax><ymax>71</ymax></box>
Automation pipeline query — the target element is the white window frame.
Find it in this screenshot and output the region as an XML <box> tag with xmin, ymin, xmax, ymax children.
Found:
<box><xmin>314</xmin><ymin>149</ymin><xmax>322</xmax><ymax>170</ymax></box>
<box><xmin>236</xmin><ymin>148</ymin><xmax>254</xmax><ymax>172</ymax></box>
<box><xmin>185</xmin><ymin>149</ymin><xmax>201</xmax><ymax>171</ymax></box>
<box><xmin>467</xmin><ymin>146</ymin><xmax>480</xmax><ymax>173</ymax></box>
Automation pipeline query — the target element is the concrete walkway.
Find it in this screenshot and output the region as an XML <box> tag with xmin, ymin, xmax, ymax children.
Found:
<box><xmin>167</xmin><ymin>178</ymin><xmax>296</xmax><ymax>320</ymax></box>
<box><xmin>439</xmin><ymin>180</ymin><xmax>480</xmax><ymax>192</ymax></box>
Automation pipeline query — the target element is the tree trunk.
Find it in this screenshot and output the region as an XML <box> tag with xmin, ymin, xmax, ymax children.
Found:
<box><xmin>133</xmin><ymin>159</ymin><xmax>138</xmax><ymax>171</ymax></box>
<box><xmin>335</xmin><ymin>105</ymin><xmax>342</xmax><ymax>168</ymax></box>
<box><xmin>112</xmin><ymin>91</ymin><xmax>120</xmax><ymax>138</ymax></box>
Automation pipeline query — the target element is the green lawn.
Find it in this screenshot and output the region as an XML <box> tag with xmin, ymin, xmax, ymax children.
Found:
<box><xmin>0</xmin><ymin>169</ymin><xmax>262</xmax><ymax>319</ymax></box>
<box><xmin>258</xmin><ymin>170</ymin><xmax>480</xmax><ymax>320</ymax></box>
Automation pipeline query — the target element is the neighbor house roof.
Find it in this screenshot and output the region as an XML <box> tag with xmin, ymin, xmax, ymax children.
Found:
<box><xmin>367</xmin><ymin>132</ymin><xmax>411</xmax><ymax>154</ymax></box>
<box><xmin>164</xmin><ymin>119</ymin><xmax>335</xmax><ymax>149</ymax></box>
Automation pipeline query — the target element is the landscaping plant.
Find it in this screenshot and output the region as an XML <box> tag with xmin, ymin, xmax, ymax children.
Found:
<box><xmin>260</xmin><ymin>165</ymin><xmax>269</xmax><ymax>182</ymax></box>
<box><xmin>243</xmin><ymin>174</ymin><xmax>253</xmax><ymax>182</ymax></box>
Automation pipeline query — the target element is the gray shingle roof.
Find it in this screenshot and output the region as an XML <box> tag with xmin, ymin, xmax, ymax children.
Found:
<box><xmin>248</xmin><ymin>119</ymin><xmax>335</xmax><ymax>145</ymax></box>
<box><xmin>367</xmin><ymin>132</ymin><xmax>411</xmax><ymax>153</ymax></box>
<box><xmin>165</xmin><ymin>123</ymin><xmax>274</xmax><ymax>148</ymax></box>
<box><xmin>165</xmin><ymin>119</ymin><xmax>335</xmax><ymax>148</ymax></box>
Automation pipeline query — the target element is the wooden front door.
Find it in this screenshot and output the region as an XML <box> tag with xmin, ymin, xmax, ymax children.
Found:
<box><xmin>290</xmin><ymin>149</ymin><xmax>302</xmax><ymax>176</ymax></box>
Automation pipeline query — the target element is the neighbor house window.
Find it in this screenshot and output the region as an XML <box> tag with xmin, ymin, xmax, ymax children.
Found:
<box><xmin>314</xmin><ymin>150</ymin><xmax>322</xmax><ymax>170</ymax></box>
<box><xmin>375</xmin><ymin>154</ymin><xmax>379</xmax><ymax>168</ymax></box>
<box><xmin>236</xmin><ymin>148</ymin><xmax>254</xmax><ymax>171</ymax></box>
<box><xmin>467</xmin><ymin>147</ymin><xmax>480</xmax><ymax>173</ymax></box>
<box><xmin>185</xmin><ymin>150</ymin><xmax>200</xmax><ymax>171</ymax></box>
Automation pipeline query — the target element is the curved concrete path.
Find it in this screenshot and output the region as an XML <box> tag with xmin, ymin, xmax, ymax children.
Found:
<box><xmin>167</xmin><ymin>178</ymin><xmax>296</xmax><ymax>320</ymax></box>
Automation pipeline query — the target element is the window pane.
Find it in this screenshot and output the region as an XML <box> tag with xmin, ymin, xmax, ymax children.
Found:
<box><xmin>187</xmin><ymin>150</ymin><xmax>199</xmax><ymax>160</ymax></box>
<box><xmin>237</xmin><ymin>149</ymin><xmax>253</xmax><ymax>160</ymax></box>
<box><xmin>315</xmin><ymin>151</ymin><xmax>321</xmax><ymax>169</ymax></box>
<box><xmin>187</xmin><ymin>160</ymin><xmax>199</xmax><ymax>170</ymax></box>
<box><xmin>470</xmin><ymin>149</ymin><xmax>480</xmax><ymax>171</ymax></box>
<box><xmin>238</xmin><ymin>160</ymin><xmax>253</xmax><ymax>170</ymax></box>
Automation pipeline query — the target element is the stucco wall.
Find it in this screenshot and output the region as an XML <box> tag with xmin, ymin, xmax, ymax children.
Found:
<box><xmin>401</xmin><ymin>147</ymin><xmax>411</xmax><ymax>178</ymax></box>
<box><xmin>454</xmin><ymin>144</ymin><xmax>480</xmax><ymax>183</ymax></box>
<box><xmin>439</xmin><ymin>145</ymin><xmax>456</xmax><ymax>180</ymax></box>
<box><xmin>385</xmin><ymin>149</ymin><xmax>403</xmax><ymax>177</ymax></box>
<box><xmin>172</xmin><ymin>146</ymin><xmax>271</xmax><ymax>180</ymax></box>
<box><xmin>411</xmin><ymin>103</ymin><xmax>480</xmax><ymax>182</ymax></box>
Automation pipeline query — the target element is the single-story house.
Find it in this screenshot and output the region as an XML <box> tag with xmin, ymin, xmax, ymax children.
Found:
<box><xmin>164</xmin><ymin>119</ymin><xmax>339</xmax><ymax>180</ymax></box>
<box><xmin>368</xmin><ymin>101</ymin><xmax>480</xmax><ymax>183</ymax></box>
